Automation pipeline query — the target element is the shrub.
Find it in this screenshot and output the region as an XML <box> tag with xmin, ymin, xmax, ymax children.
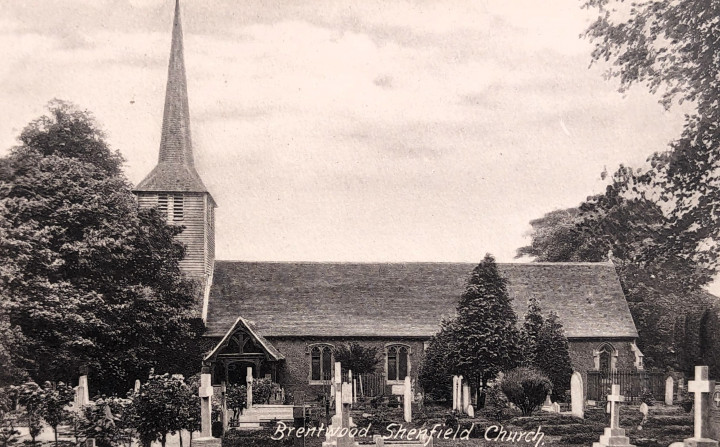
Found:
<box><xmin>444</xmin><ymin>411</ymin><xmax>459</xmax><ymax>431</ymax></box>
<box><xmin>16</xmin><ymin>382</ymin><xmax>44</xmax><ymax>446</ymax></box>
<box><xmin>0</xmin><ymin>387</ymin><xmax>20</xmax><ymax>447</ymax></box>
<box><xmin>640</xmin><ymin>388</ymin><xmax>656</xmax><ymax>406</ymax></box>
<box><xmin>559</xmin><ymin>432</ymin><xmax>598</xmax><ymax>445</ymax></box>
<box><xmin>83</xmin><ymin>396</ymin><xmax>135</xmax><ymax>447</ymax></box>
<box><xmin>333</xmin><ymin>343</ymin><xmax>382</xmax><ymax>375</ymax></box>
<box><xmin>499</xmin><ymin>368</ymin><xmax>551</xmax><ymax>416</ymax></box>
<box><xmin>39</xmin><ymin>382</ymin><xmax>75</xmax><ymax>447</ymax></box>
<box><xmin>479</xmin><ymin>386</ymin><xmax>509</xmax><ymax>421</ymax></box>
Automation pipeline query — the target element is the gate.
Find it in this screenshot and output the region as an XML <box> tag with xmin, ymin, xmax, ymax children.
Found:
<box><xmin>357</xmin><ymin>372</ymin><xmax>386</xmax><ymax>398</ymax></box>
<box><xmin>586</xmin><ymin>370</ymin><xmax>664</xmax><ymax>402</ymax></box>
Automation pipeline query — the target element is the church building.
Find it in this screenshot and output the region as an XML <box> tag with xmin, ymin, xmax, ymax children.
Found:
<box><xmin>134</xmin><ymin>1</ymin><xmax>642</xmax><ymax>400</ymax></box>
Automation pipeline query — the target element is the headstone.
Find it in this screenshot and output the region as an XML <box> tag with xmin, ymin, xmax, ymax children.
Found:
<box><xmin>403</xmin><ymin>376</ymin><xmax>412</xmax><ymax>423</ymax></box>
<box><xmin>221</xmin><ymin>382</ymin><xmax>228</xmax><ymax>432</ymax></box>
<box><xmin>571</xmin><ymin>371</ymin><xmax>584</xmax><ymax>419</ymax></box>
<box><xmin>334</xmin><ymin>362</ymin><xmax>342</xmax><ymax>424</ymax></box>
<box><xmin>592</xmin><ymin>384</ymin><xmax>636</xmax><ymax>447</ymax></box>
<box><xmin>77</xmin><ymin>374</ymin><xmax>89</xmax><ymax>407</ymax></box>
<box><xmin>134</xmin><ymin>379</ymin><xmax>141</xmax><ymax>393</ymax></box>
<box><xmin>667</xmin><ymin>376</ymin><xmax>675</xmax><ymax>406</ymax></box>
<box><xmin>353</xmin><ymin>379</ymin><xmax>357</xmax><ymax>404</ymax></box>
<box><xmin>709</xmin><ymin>385</ymin><xmax>720</xmax><ymax>441</ymax></box>
<box><xmin>683</xmin><ymin>366</ymin><xmax>718</xmax><ymax>446</ymax></box>
<box><xmin>456</xmin><ymin>375</ymin><xmax>463</xmax><ymax>412</ymax></box>
<box><xmin>452</xmin><ymin>376</ymin><xmax>459</xmax><ymax>411</ymax></box>
<box><xmin>198</xmin><ymin>370</ymin><xmax>214</xmax><ymax>438</ymax></box>
<box><xmin>246</xmin><ymin>367</ymin><xmax>253</xmax><ymax>409</ymax></box>
<box><xmin>462</xmin><ymin>383</ymin><xmax>470</xmax><ymax>414</ymax></box>
<box><xmin>639</xmin><ymin>402</ymin><xmax>649</xmax><ymax>424</ymax></box>
<box><xmin>467</xmin><ymin>405</ymin><xmax>475</xmax><ymax>417</ymax></box>
<box><xmin>541</xmin><ymin>394</ymin><xmax>553</xmax><ymax>412</ymax></box>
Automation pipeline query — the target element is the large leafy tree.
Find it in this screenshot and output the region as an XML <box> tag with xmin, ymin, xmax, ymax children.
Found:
<box><xmin>0</xmin><ymin>101</ymin><xmax>203</xmax><ymax>393</ymax></box>
<box><xmin>583</xmin><ymin>0</ymin><xmax>720</xmax><ymax>261</ymax></box>
<box><xmin>516</xmin><ymin>166</ymin><xmax>712</xmax><ymax>371</ymax></box>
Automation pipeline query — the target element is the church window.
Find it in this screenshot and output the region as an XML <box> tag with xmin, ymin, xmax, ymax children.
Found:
<box><xmin>597</xmin><ymin>343</ymin><xmax>616</xmax><ymax>377</ymax></box>
<box><xmin>309</xmin><ymin>344</ymin><xmax>333</xmax><ymax>383</ymax></box>
<box><xmin>386</xmin><ymin>345</ymin><xmax>409</xmax><ymax>382</ymax></box>
<box><xmin>173</xmin><ymin>195</ymin><xmax>184</xmax><ymax>221</ymax></box>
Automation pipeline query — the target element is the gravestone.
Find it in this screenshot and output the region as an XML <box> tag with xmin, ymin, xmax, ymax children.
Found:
<box><xmin>334</xmin><ymin>362</ymin><xmax>343</xmax><ymax>426</ymax></box>
<box><xmin>236</xmin><ymin>367</ymin><xmax>260</xmax><ymax>430</ymax></box>
<box><xmin>541</xmin><ymin>394</ymin><xmax>553</xmax><ymax>412</ymax></box>
<box><xmin>571</xmin><ymin>371</ymin><xmax>584</xmax><ymax>419</ymax></box>
<box><xmin>456</xmin><ymin>375</ymin><xmax>464</xmax><ymax>412</ymax></box>
<box><xmin>403</xmin><ymin>376</ymin><xmax>412</xmax><ymax>423</ymax></box>
<box><xmin>134</xmin><ymin>380</ymin><xmax>141</xmax><ymax>393</ymax></box>
<box><xmin>75</xmin><ymin>374</ymin><xmax>89</xmax><ymax>408</ymax></box>
<box><xmin>191</xmin><ymin>368</ymin><xmax>220</xmax><ymax>447</ymax></box>
<box><xmin>592</xmin><ymin>384</ymin><xmax>636</xmax><ymax>447</ymax></box>
<box><xmin>667</xmin><ymin>376</ymin><xmax>675</xmax><ymax>406</ymax></box>
<box><xmin>639</xmin><ymin>402</ymin><xmax>649</xmax><ymax>425</ymax></box>
<box><xmin>462</xmin><ymin>383</ymin><xmax>470</xmax><ymax>414</ymax></box>
<box><xmin>709</xmin><ymin>385</ymin><xmax>720</xmax><ymax>441</ymax></box>
<box><xmin>683</xmin><ymin>366</ymin><xmax>718</xmax><ymax>447</ymax></box>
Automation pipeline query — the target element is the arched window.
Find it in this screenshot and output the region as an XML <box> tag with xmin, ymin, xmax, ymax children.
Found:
<box><xmin>596</xmin><ymin>343</ymin><xmax>616</xmax><ymax>377</ymax></box>
<box><xmin>309</xmin><ymin>344</ymin><xmax>333</xmax><ymax>383</ymax></box>
<box><xmin>386</xmin><ymin>345</ymin><xmax>410</xmax><ymax>382</ymax></box>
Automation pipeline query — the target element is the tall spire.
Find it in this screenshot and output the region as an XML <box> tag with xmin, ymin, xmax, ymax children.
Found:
<box><xmin>159</xmin><ymin>0</ymin><xmax>192</xmax><ymax>165</ymax></box>
<box><xmin>135</xmin><ymin>0</ymin><xmax>209</xmax><ymax>193</ymax></box>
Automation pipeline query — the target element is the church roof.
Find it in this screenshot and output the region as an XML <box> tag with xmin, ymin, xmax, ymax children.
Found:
<box><xmin>135</xmin><ymin>0</ymin><xmax>211</xmax><ymax>196</ymax></box>
<box><xmin>204</xmin><ymin>261</ymin><xmax>638</xmax><ymax>339</ymax></box>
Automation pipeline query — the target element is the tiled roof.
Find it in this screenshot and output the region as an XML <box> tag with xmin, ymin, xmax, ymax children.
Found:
<box><xmin>205</xmin><ymin>261</ymin><xmax>638</xmax><ymax>339</ymax></box>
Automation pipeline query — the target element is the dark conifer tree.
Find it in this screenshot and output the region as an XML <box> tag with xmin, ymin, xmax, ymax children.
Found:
<box><xmin>450</xmin><ymin>254</ymin><xmax>521</xmax><ymax>389</ymax></box>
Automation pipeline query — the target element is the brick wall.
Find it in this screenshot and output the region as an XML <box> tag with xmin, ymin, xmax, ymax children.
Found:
<box><xmin>568</xmin><ymin>338</ymin><xmax>639</xmax><ymax>394</ymax></box>
<box><xmin>268</xmin><ymin>337</ymin><xmax>426</xmax><ymax>400</ymax></box>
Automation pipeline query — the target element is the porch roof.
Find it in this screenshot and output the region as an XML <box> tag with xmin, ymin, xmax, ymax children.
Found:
<box><xmin>204</xmin><ymin>316</ymin><xmax>285</xmax><ymax>362</ymax></box>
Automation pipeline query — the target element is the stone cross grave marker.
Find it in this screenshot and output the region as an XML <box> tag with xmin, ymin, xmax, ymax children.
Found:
<box><xmin>608</xmin><ymin>384</ymin><xmax>623</xmax><ymax>429</ymax></box>
<box><xmin>592</xmin><ymin>384</ymin><xmax>635</xmax><ymax>447</ymax></box>
<box><xmin>404</xmin><ymin>376</ymin><xmax>412</xmax><ymax>423</ymax></box>
<box><xmin>246</xmin><ymin>367</ymin><xmax>253</xmax><ymax>409</ymax></box>
<box><xmin>684</xmin><ymin>365</ymin><xmax>718</xmax><ymax>446</ymax></box>
<box><xmin>198</xmin><ymin>369</ymin><xmax>213</xmax><ymax>438</ymax></box>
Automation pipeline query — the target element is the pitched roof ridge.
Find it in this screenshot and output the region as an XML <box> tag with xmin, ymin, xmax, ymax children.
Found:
<box><xmin>213</xmin><ymin>259</ymin><xmax>613</xmax><ymax>267</ymax></box>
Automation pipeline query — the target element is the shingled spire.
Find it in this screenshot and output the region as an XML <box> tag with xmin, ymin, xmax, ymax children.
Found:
<box><xmin>135</xmin><ymin>0</ymin><xmax>209</xmax><ymax>193</ymax></box>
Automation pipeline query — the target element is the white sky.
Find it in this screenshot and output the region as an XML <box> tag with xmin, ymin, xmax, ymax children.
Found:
<box><xmin>2</xmin><ymin>0</ymin><xmax>707</xmax><ymax>286</ymax></box>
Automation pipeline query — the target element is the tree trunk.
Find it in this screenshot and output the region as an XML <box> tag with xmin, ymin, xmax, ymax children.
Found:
<box><xmin>179</xmin><ymin>431</ymin><xmax>183</xmax><ymax>447</ymax></box>
<box><xmin>54</xmin><ymin>426</ymin><xmax>59</xmax><ymax>447</ymax></box>
<box><xmin>161</xmin><ymin>433</ymin><xmax>167</xmax><ymax>447</ymax></box>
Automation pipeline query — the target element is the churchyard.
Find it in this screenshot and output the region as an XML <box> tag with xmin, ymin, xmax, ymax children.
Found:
<box><xmin>7</xmin><ymin>363</ymin><xmax>720</xmax><ymax>447</ymax></box>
